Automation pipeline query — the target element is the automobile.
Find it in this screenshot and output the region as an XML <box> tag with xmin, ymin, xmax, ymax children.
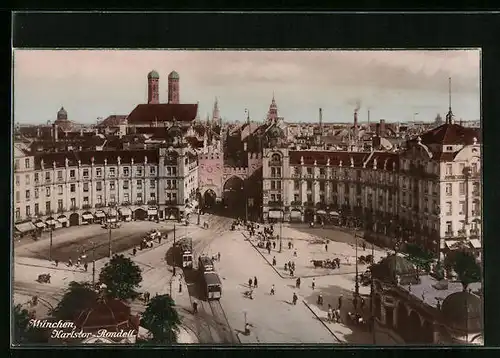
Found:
<box><xmin>102</xmin><ymin>222</ymin><xmax>121</xmax><ymax>229</ymax></box>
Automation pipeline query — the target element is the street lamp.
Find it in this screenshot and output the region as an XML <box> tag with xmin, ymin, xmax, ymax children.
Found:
<box><xmin>279</xmin><ymin>206</ymin><xmax>283</xmax><ymax>253</ymax></box>
<box><xmin>354</xmin><ymin>227</ymin><xmax>360</xmax><ymax>297</ymax></box>
<box><xmin>107</xmin><ymin>205</ymin><xmax>112</xmax><ymax>258</ymax></box>
<box><xmin>89</xmin><ymin>240</ymin><xmax>97</xmax><ymax>285</ymax></box>
<box><xmin>369</xmin><ymin>242</ymin><xmax>376</xmax><ymax>344</ymax></box>
<box><xmin>173</xmin><ymin>222</ymin><xmax>176</xmax><ymax>276</ymax></box>
<box><xmin>48</xmin><ymin>224</ymin><xmax>53</xmax><ymax>261</ymax></box>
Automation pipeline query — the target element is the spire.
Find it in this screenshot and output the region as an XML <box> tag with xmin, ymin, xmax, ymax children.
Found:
<box><xmin>212</xmin><ymin>96</ymin><xmax>220</xmax><ymax>123</ymax></box>
<box><xmin>445</xmin><ymin>77</ymin><xmax>454</xmax><ymax>124</ymax></box>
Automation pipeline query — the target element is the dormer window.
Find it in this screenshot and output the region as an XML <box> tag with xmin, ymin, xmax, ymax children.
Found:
<box><xmin>446</xmin><ymin>146</ymin><xmax>453</xmax><ymax>151</ymax></box>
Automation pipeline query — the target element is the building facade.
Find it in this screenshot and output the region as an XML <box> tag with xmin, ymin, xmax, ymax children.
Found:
<box><xmin>13</xmin><ymin>146</ymin><xmax>198</xmax><ymax>229</ymax></box>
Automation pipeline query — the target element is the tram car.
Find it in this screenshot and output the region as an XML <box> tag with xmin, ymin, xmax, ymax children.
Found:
<box><xmin>173</xmin><ymin>238</ymin><xmax>194</xmax><ymax>269</ymax></box>
<box><xmin>203</xmin><ymin>271</ymin><xmax>222</xmax><ymax>300</ymax></box>
<box><xmin>198</xmin><ymin>256</ymin><xmax>214</xmax><ymax>273</ymax></box>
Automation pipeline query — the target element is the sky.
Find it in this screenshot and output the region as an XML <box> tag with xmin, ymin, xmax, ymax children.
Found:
<box><xmin>13</xmin><ymin>50</ymin><xmax>481</xmax><ymax>125</ymax></box>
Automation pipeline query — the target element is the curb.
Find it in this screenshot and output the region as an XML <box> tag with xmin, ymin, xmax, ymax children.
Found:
<box><xmin>241</xmin><ymin>232</ymin><xmax>288</xmax><ymax>279</ymax></box>
<box><xmin>302</xmin><ymin>300</ymin><xmax>344</xmax><ymax>344</ymax></box>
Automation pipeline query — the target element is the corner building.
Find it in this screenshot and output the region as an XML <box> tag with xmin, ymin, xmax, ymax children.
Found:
<box><xmin>262</xmin><ymin>118</ymin><xmax>481</xmax><ymax>258</ymax></box>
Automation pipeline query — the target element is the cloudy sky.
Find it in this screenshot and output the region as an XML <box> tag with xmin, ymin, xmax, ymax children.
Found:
<box><xmin>13</xmin><ymin>50</ymin><xmax>480</xmax><ymax>125</ymax></box>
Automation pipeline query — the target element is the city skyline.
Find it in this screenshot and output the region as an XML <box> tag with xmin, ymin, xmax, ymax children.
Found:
<box><xmin>13</xmin><ymin>49</ymin><xmax>480</xmax><ymax>125</ymax></box>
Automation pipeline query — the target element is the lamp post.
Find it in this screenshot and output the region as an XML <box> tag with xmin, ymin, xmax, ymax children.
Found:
<box><xmin>49</xmin><ymin>224</ymin><xmax>53</xmax><ymax>261</ymax></box>
<box><xmin>197</xmin><ymin>190</ymin><xmax>201</xmax><ymax>225</ymax></box>
<box><xmin>173</xmin><ymin>222</ymin><xmax>176</xmax><ymax>276</ymax></box>
<box><xmin>279</xmin><ymin>206</ymin><xmax>283</xmax><ymax>253</ymax></box>
<box><xmin>108</xmin><ymin>205</ymin><xmax>112</xmax><ymax>258</ymax></box>
<box><xmin>370</xmin><ymin>242</ymin><xmax>376</xmax><ymax>344</ymax></box>
<box><xmin>354</xmin><ymin>228</ymin><xmax>359</xmax><ymax>297</ymax></box>
<box><xmin>89</xmin><ymin>240</ymin><xmax>96</xmax><ymax>285</ymax></box>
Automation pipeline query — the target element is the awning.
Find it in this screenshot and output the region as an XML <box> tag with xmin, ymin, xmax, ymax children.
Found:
<box><xmin>119</xmin><ymin>208</ymin><xmax>132</xmax><ymax>216</ymax></box>
<box><xmin>316</xmin><ymin>210</ymin><xmax>327</xmax><ymax>215</ymax></box>
<box><xmin>268</xmin><ymin>210</ymin><xmax>283</xmax><ymax>219</ymax></box>
<box><xmin>444</xmin><ymin>240</ymin><xmax>458</xmax><ymax>249</ymax></box>
<box><xmin>148</xmin><ymin>208</ymin><xmax>158</xmax><ymax>216</ymax></box>
<box><xmin>469</xmin><ymin>239</ymin><xmax>481</xmax><ymax>249</ymax></box>
<box><xmin>82</xmin><ymin>213</ymin><xmax>94</xmax><ymax>220</ymax></box>
<box><xmin>107</xmin><ymin>217</ymin><xmax>118</xmax><ymax>223</ymax></box>
<box><xmin>329</xmin><ymin>211</ymin><xmax>340</xmax><ymax>216</ymax></box>
<box><xmin>290</xmin><ymin>210</ymin><xmax>302</xmax><ymax>218</ymax></box>
<box><xmin>95</xmin><ymin>211</ymin><xmax>106</xmax><ymax>218</ymax></box>
<box><xmin>57</xmin><ymin>215</ymin><xmax>68</xmax><ymax>224</ymax></box>
<box><xmin>108</xmin><ymin>209</ymin><xmax>118</xmax><ymax>217</ymax></box>
<box><xmin>15</xmin><ymin>222</ymin><xmax>36</xmax><ymax>233</ymax></box>
<box><xmin>34</xmin><ymin>221</ymin><xmax>46</xmax><ymax>228</ymax></box>
<box><xmin>45</xmin><ymin>218</ymin><xmax>58</xmax><ymax>226</ymax></box>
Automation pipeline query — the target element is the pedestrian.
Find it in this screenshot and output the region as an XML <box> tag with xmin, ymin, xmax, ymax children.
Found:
<box><xmin>272</xmin><ymin>256</ymin><xmax>277</xmax><ymax>266</ymax></box>
<box><xmin>273</xmin><ymin>241</ymin><xmax>276</xmax><ymax>249</ymax></box>
<box><xmin>133</xmin><ymin>248</ymin><xmax>137</xmax><ymax>256</ymax></box>
<box><xmin>158</xmin><ymin>236</ymin><xmax>162</xmax><ymax>244</ymax></box>
<box><xmin>179</xmin><ymin>282</ymin><xmax>182</xmax><ymax>293</ymax></box>
<box><xmin>290</xmin><ymin>269</ymin><xmax>294</xmax><ymax>277</ymax></box>
<box><xmin>360</xmin><ymin>297</ymin><xmax>365</xmax><ymax>311</ymax></box>
<box><xmin>291</xmin><ymin>261</ymin><xmax>295</xmax><ymax>271</ymax></box>
<box><xmin>268</xmin><ymin>246</ymin><xmax>271</xmax><ymax>255</ymax></box>
<box><xmin>54</xmin><ymin>259</ymin><xmax>59</xmax><ymax>267</ymax></box>
<box><xmin>68</xmin><ymin>259</ymin><xmax>73</xmax><ymax>267</ymax></box>
<box><xmin>292</xmin><ymin>292</ymin><xmax>298</xmax><ymax>305</ymax></box>
<box><xmin>353</xmin><ymin>295</ymin><xmax>358</xmax><ymax>310</ymax></box>
<box><xmin>270</xmin><ymin>284</ymin><xmax>275</xmax><ymax>295</ymax></box>
<box><xmin>248</xmin><ymin>278</ymin><xmax>253</xmax><ymax>288</ymax></box>
<box><xmin>193</xmin><ymin>301</ymin><xmax>198</xmax><ymax>314</ymax></box>
<box><xmin>293</xmin><ymin>250</ymin><xmax>297</xmax><ymax>257</ymax></box>
<box><xmin>253</xmin><ymin>276</ymin><xmax>258</xmax><ymax>288</ymax></box>
<box><xmin>338</xmin><ymin>294</ymin><xmax>343</xmax><ymax>310</ymax></box>
<box><xmin>312</xmin><ymin>278</ymin><xmax>316</xmax><ymax>290</ymax></box>
<box><xmin>84</xmin><ymin>262</ymin><xmax>88</xmax><ymax>272</ymax></box>
<box><xmin>362</xmin><ymin>242</ymin><xmax>366</xmax><ymax>251</ymax></box>
<box><xmin>218</xmin><ymin>252</ymin><xmax>221</xmax><ymax>261</ymax></box>
<box><xmin>245</xmin><ymin>322</ymin><xmax>250</xmax><ymax>335</ymax></box>
<box><xmin>327</xmin><ymin>305</ymin><xmax>333</xmax><ymax>322</ymax></box>
<box><xmin>325</xmin><ymin>244</ymin><xmax>328</xmax><ymax>252</ymax></box>
<box><xmin>296</xmin><ymin>277</ymin><xmax>301</xmax><ymax>289</ymax></box>
<box><xmin>317</xmin><ymin>294</ymin><xmax>323</xmax><ymax>306</ymax></box>
<box><xmin>284</xmin><ymin>263</ymin><xmax>288</xmax><ymax>271</ymax></box>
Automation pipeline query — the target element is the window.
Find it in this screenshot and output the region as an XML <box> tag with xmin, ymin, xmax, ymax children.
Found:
<box><xmin>270</xmin><ymin>194</ymin><xmax>276</xmax><ymax>202</ymax></box>
<box><xmin>96</xmin><ymin>182</ymin><xmax>102</xmax><ymax>191</ymax></box>
<box><xmin>137</xmin><ymin>180</ymin><xmax>142</xmax><ymax>190</ymax></box>
<box><xmin>15</xmin><ymin>191</ymin><xmax>20</xmax><ymax>203</ymax></box>
<box><xmin>123</xmin><ymin>180</ymin><xmax>129</xmax><ymax>189</ymax></box>
<box><xmin>319</xmin><ymin>182</ymin><xmax>325</xmax><ymax>191</ymax></box>
<box><xmin>35</xmin><ymin>173</ymin><xmax>39</xmax><ymax>182</ymax></box>
<box><xmin>110</xmin><ymin>181</ymin><xmax>115</xmax><ymax>190</ymax></box>
<box><xmin>57</xmin><ymin>170</ymin><xmax>63</xmax><ymax>180</ymax></box>
<box><xmin>271</xmin><ymin>153</ymin><xmax>281</xmax><ymax>162</ymax></box>
<box><xmin>320</xmin><ymin>195</ymin><xmax>325</xmax><ymax>203</ymax></box>
<box><xmin>83</xmin><ymin>183</ymin><xmax>89</xmax><ymax>192</ymax></box>
<box><xmin>83</xmin><ymin>197</ymin><xmax>89</xmax><ymax>205</ymax></box>
<box><xmin>150</xmin><ymin>180</ymin><xmax>155</xmax><ymax>189</ymax></box>
<box><xmin>271</xmin><ymin>181</ymin><xmax>276</xmax><ymax>190</ymax></box>
<box><xmin>15</xmin><ymin>175</ymin><xmax>20</xmax><ymax>185</ymax></box>
<box><xmin>137</xmin><ymin>193</ymin><xmax>143</xmax><ymax>201</ymax></box>
<box><xmin>15</xmin><ymin>208</ymin><xmax>20</xmax><ymax>220</ymax></box>
<box><xmin>83</xmin><ymin>169</ymin><xmax>89</xmax><ymax>178</ymax></box>
<box><xmin>294</xmin><ymin>194</ymin><xmax>299</xmax><ymax>202</ymax></box>
<box><xmin>172</xmin><ymin>192</ymin><xmax>177</xmax><ymax>201</ymax></box>
<box><xmin>446</xmin><ymin>202</ymin><xmax>452</xmax><ymax>215</ymax></box>
<box><xmin>25</xmin><ymin>190</ymin><xmax>30</xmax><ymax>199</ymax></box>
<box><xmin>319</xmin><ymin>168</ymin><xmax>325</xmax><ymax>175</ymax></box>
<box><xmin>307</xmin><ymin>181</ymin><xmax>312</xmax><ymax>190</ymax></box>
<box><xmin>446</xmin><ymin>146</ymin><xmax>453</xmax><ymax>151</ymax></box>
<box><xmin>307</xmin><ymin>194</ymin><xmax>312</xmax><ymax>203</ymax></box>
<box><xmin>150</xmin><ymin>193</ymin><xmax>156</xmax><ymax>200</ymax></box>
<box><xmin>446</xmin><ymin>221</ymin><xmax>452</xmax><ymax>233</ymax></box>
<box><xmin>109</xmin><ymin>167</ymin><xmax>116</xmax><ymax>177</ymax></box>
<box><xmin>137</xmin><ymin>167</ymin><xmax>143</xmax><ymax>176</ymax></box>
<box><xmin>472</xmin><ymin>182</ymin><xmax>480</xmax><ymax>195</ymax></box>
<box><xmin>446</xmin><ymin>164</ymin><xmax>452</xmax><ymax>175</ymax></box>
<box><xmin>110</xmin><ymin>194</ymin><xmax>116</xmax><ymax>203</ymax></box>
<box><xmin>123</xmin><ymin>167</ymin><xmax>130</xmax><ymax>176</ymax></box>
<box><xmin>457</xmin><ymin>182</ymin><xmax>465</xmax><ymax>195</ymax></box>
<box><xmin>70</xmin><ymin>198</ymin><xmax>76</xmax><ymax>208</ymax></box>
<box><xmin>276</xmin><ymin>194</ymin><xmax>282</xmax><ymax>202</ymax></box>
<box><xmin>25</xmin><ymin>174</ymin><xmax>30</xmax><ymax>185</ymax></box>
<box><xmin>34</xmin><ymin>188</ymin><xmax>39</xmax><ymax>198</ymax></box>
<box><xmin>96</xmin><ymin>168</ymin><xmax>102</xmax><ymax>177</ymax></box>
<box><xmin>445</xmin><ymin>183</ymin><xmax>452</xmax><ymax>196</ymax></box>
<box><xmin>58</xmin><ymin>199</ymin><xmax>63</xmax><ymax>210</ymax></box>
<box><xmin>97</xmin><ymin>195</ymin><xmax>102</xmax><ymax>204</ymax></box>
<box><xmin>58</xmin><ymin>185</ymin><xmax>63</xmax><ymax>195</ymax></box>
<box><xmin>46</xmin><ymin>187</ymin><xmax>51</xmax><ymax>196</ymax></box>
<box><xmin>15</xmin><ymin>160</ymin><xmax>19</xmax><ymax>170</ymax></box>
<box><xmin>70</xmin><ymin>169</ymin><xmax>75</xmax><ymax>178</ymax></box>
<box><xmin>471</xmin><ymin>163</ymin><xmax>478</xmax><ymax>174</ymax></box>
<box><xmin>25</xmin><ymin>158</ymin><xmax>30</xmax><ymax>168</ymax></box>
<box><xmin>459</xmin><ymin>163</ymin><xmax>465</xmax><ymax>173</ymax></box>
<box><xmin>124</xmin><ymin>193</ymin><xmax>129</xmax><ymax>203</ymax></box>
<box><xmin>34</xmin><ymin>203</ymin><xmax>39</xmax><ymax>215</ymax></box>
<box><xmin>294</xmin><ymin>180</ymin><xmax>300</xmax><ymax>190</ymax></box>
<box><xmin>459</xmin><ymin>201</ymin><xmax>465</xmax><ymax>215</ymax></box>
<box><xmin>150</xmin><ymin>166</ymin><xmax>156</xmax><ymax>175</ymax></box>
<box><xmin>307</xmin><ymin>167</ymin><xmax>313</xmax><ymax>175</ymax></box>
<box><xmin>70</xmin><ymin>184</ymin><xmax>75</xmax><ymax>193</ymax></box>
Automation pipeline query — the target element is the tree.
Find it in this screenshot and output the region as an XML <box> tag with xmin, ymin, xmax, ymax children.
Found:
<box><xmin>141</xmin><ymin>294</ymin><xmax>181</xmax><ymax>344</ymax></box>
<box><xmin>405</xmin><ymin>243</ymin><xmax>434</xmax><ymax>278</ymax></box>
<box><xmin>13</xmin><ymin>304</ymin><xmax>48</xmax><ymax>344</ymax></box>
<box><xmin>444</xmin><ymin>249</ymin><xmax>481</xmax><ymax>291</ymax></box>
<box><xmin>99</xmin><ymin>254</ymin><xmax>143</xmax><ymax>300</ymax></box>
<box><xmin>51</xmin><ymin>281</ymin><xmax>98</xmax><ymax>320</ymax></box>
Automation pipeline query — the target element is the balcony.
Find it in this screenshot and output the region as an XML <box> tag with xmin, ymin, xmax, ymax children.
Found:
<box><xmin>470</xmin><ymin>228</ymin><xmax>480</xmax><ymax>236</ymax></box>
<box><xmin>305</xmin><ymin>174</ymin><xmax>313</xmax><ymax>179</ymax></box>
<box><xmin>121</xmin><ymin>201</ymin><xmax>131</xmax><ymax>206</ymax></box>
<box><xmin>95</xmin><ymin>203</ymin><xmax>105</xmax><ymax>209</ymax></box>
<box><xmin>70</xmin><ymin>205</ymin><xmax>79</xmax><ymax>211</ymax></box>
<box><xmin>269</xmin><ymin>160</ymin><xmax>282</xmax><ymax>167</ymax></box>
<box><xmin>45</xmin><ymin>178</ymin><xmax>51</xmax><ymax>183</ymax></box>
<box><xmin>147</xmin><ymin>200</ymin><xmax>158</xmax><ymax>205</ymax></box>
<box><xmin>445</xmin><ymin>231</ymin><xmax>453</xmax><ymax>238</ymax></box>
<box><xmin>82</xmin><ymin>204</ymin><xmax>91</xmax><ymax>210</ymax></box>
<box><xmin>134</xmin><ymin>200</ymin><xmax>144</xmax><ymax>206</ymax></box>
<box><xmin>57</xmin><ymin>177</ymin><xmax>64</xmax><ymax>182</ymax></box>
<box><xmin>267</xmin><ymin>201</ymin><xmax>283</xmax><ymax>207</ymax></box>
<box><xmin>292</xmin><ymin>173</ymin><xmax>301</xmax><ymax>178</ymax></box>
<box><xmin>304</xmin><ymin>202</ymin><xmax>314</xmax><ymax>208</ymax></box>
<box><xmin>472</xmin><ymin>210</ymin><xmax>481</xmax><ymax>216</ymax></box>
<box><xmin>165</xmin><ymin>200</ymin><xmax>177</xmax><ymax>205</ymax></box>
<box><xmin>57</xmin><ymin>207</ymin><xmax>66</xmax><ymax>214</ymax></box>
<box><xmin>472</xmin><ymin>191</ymin><xmax>480</xmax><ymax>197</ymax></box>
<box><xmin>290</xmin><ymin>200</ymin><xmax>302</xmax><ymax>206</ymax></box>
<box><xmin>457</xmin><ymin>229</ymin><xmax>467</xmax><ymax>237</ymax></box>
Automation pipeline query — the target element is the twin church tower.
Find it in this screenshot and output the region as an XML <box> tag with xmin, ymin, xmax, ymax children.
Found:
<box><xmin>147</xmin><ymin>70</ymin><xmax>180</xmax><ymax>105</ymax></box>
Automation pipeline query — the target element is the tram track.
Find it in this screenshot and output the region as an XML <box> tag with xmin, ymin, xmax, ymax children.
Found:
<box><xmin>208</xmin><ymin>300</ymin><xmax>238</xmax><ymax>343</ymax></box>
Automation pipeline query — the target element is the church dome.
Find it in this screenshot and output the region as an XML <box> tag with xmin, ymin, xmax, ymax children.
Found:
<box><xmin>57</xmin><ymin>107</ymin><xmax>68</xmax><ymax>120</ymax></box>
<box><xmin>371</xmin><ymin>254</ymin><xmax>418</xmax><ymax>285</ymax></box>
<box><xmin>441</xmin><ymin>291</ymin><xmax>482</xmax><ymax>333</ymax></box>
<box><xmin>147</xmin><ymin>70</ymin><xmax>160</xmax><ymax>79</ymax></box>
<box><xmin>168</xmin><ymin>71</ymin><xmax>180</xmax><ymax>80</ymax></box>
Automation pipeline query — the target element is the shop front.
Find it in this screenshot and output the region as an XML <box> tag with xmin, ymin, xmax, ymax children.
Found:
<box><xmin>14</xmin><ymin>221</ymin><xmax>37</xmax><ymax>237</ymax></box>
<box><xmin>290</xmin><ymin>209</ymin><xmax>302</xmax><ymax>223</ymax></box>
<box><xmin>268</xmin><ymin>209</ymin><xmax>283</xmax><ymax>223</ymax></box>
<box><xmin>57</xmin><ymin>215</ymin><xmax>68</xmax><ymax>228</ymax></box>
<box><xmin>147</xmin><ymin>207</ymin><xmax>159</xmax><ymax>221</ymax></box>
<box><xmin>94</xmin><ymin>210</ymin><xmax>106</xmax><ymax>224</ymax></box>
<box><xmin>81</xmin><ymin>212</ymin><xmax>94</xmax><ymax>225</ymax></box>
<box><xmin>119</xmin><ymin>207</ymin><xmax>132</xmax><ymax>222</ymax></box>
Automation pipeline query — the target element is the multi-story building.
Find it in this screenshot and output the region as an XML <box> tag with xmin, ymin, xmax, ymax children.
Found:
<box><xmin>13</xmin><ymin>143</ymin><xmax>36</xmax><ymax>233</ymax></box>
<box><xmin>13</xmin><ymin>146</ymin><xmax>198</xmax><ymax>230</ymax></box>
<box><xmin>261</xmin><ymin>112</ymin><xmax>481</xmax><ymax>258</ymax></box>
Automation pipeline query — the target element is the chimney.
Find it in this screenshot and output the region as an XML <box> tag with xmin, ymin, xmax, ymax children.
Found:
<box><xmin>354</xmin><ymin>110</ymin><xmax>358</xmax><ymax>129</ymax></box>
<box><xmin>380</xmin><ymin>119</ymin><xmax>386</xmax><ymax>136</ymax></box>
<box><xmin>80</xmin><ymin>128</ymin><xmax>84</xmax><ymax>137</ymax></box>
<box><xmin>367</xmin><ymin>109</ymin><xmax>371</xmax><ymax>125</ymax></box>
<box><xmin>319</xmin><ymin>108</ymin><xmax>323</xmax><ymax>134</ymax></box>
<box><xmin>53</xmin><ymin>124</ymin><xmax>59</xmax><ymax>142</ymax></box>
<box><xmin>36</xmin><ymin>127</ymin><xmax>41</xmax><ymax>138</ymax></box>
<box><xmin>376</xmin><ymin>123</ymin><xmax>381</xmax><ymax>136</ymax></box>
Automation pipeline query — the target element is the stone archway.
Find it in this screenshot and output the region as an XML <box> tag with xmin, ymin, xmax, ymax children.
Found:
<box><xmin>134</xmin><ymin>208</ymin><xmax>147</xmax><ymax>221</ymax></box>
<box><xmin>408</xmin><ymin>310</ymin><xmax>422</xmax><ymax>343</ymax></box>
<box><xmin>396</xmin><ymin>302</ymin><xmax>410</xmax><ymax>341</ymax></box>
<box><xmin>69</xmin><ymin>212</ymin><xmax>79</xmax><ymax>227</ymax></box>
<box><xmin>203</xmin><ymin>189</ymin><xmax>217</xmax><ymax>210</ymax></box>
<box><xmin>223</xmin><ymin>176</ymin><xmax>245</xmax><ymax>215</ymax></box>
